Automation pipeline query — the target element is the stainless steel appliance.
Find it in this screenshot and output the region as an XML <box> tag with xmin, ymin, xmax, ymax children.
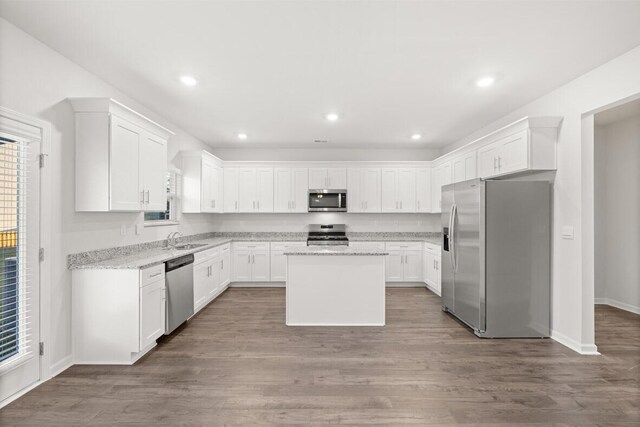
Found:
<box><xmin>307</xmin><ymin>224</ymin><xmax>349</xmax><ymax>246</ymax></box>
<box><xmin>308</xmin><ymin>189</ymin><xmax>347</xmax><ymax>212</ymax></box>
<box><xmin>441</xmin><ymin>178</ymin><xmax>551</xmax><ymax>338</ymax></box>
<box><xmin>164</xmin><ymin>254</ymin><xmax>195</xmax><ymax>334</ymax></box>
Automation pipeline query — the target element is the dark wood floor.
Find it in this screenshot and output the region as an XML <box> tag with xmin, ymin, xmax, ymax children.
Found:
<box><xmin>1</xmin><ymin>288</ymin><xmax>639</xmax><ymax>426</ymax></box>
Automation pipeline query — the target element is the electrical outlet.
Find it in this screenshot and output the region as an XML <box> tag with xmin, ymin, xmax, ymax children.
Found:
<box><xmin>120</xmin><ymin>225</ymin><xmax>126</xmax><ymax>236</ymax></box>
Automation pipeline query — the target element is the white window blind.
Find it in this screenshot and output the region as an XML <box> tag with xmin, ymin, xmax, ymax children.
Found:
<box><xmin>0</xmin><ymin>137</ymin><xmax>32</xmax><ymax>364</ymax></box>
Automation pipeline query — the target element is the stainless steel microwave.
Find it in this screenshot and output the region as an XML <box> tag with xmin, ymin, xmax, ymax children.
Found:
<box><xmin>308</xmin><ymin>190</ymin><xmax>347</xmax><ymax>212</ymax></box>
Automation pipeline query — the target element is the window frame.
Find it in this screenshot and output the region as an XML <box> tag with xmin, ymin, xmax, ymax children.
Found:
<box><xmin>143</xmin><ymin>169</ymin><xmax>181</xmax><ymax>227</ymax></box>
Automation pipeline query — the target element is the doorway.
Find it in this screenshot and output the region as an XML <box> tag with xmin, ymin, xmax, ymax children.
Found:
<box><xmin>0</xmin><ymin>110</ymin><xmax>45</xmax><ymax>406</ymax></box>
<box><xmin>593</xmin><ymin>98</ymin><xmax>640</xmax><ymax>349</ymax></box>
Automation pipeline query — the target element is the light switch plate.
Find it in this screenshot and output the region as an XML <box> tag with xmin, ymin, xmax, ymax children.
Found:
<box><xmin>561</xmin><ymin>226</ymin><xmax>574</xmax><ymax>240</ymax></box>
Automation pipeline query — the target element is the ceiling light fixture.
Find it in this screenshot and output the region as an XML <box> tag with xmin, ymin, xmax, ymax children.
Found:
<box><xmin>237</xmin><ymin>133</ymin><xmax>248</xmax><ymax>140</ymax></box>
<box><xmin>411</xmin><ymin>134</ymin><xmax>422</xmax><ymax>141</ymax></box>
<box><xmin>475</xmin><ymin>76</ymin><xmax>495</xmax><ymax>88</ymax></box>
<box><xmin>179</xmin><ymin>75</ymin><xmax>198</xmax><ymax>87</ymax></box>
<box><xmin>325</xmin><ymin>113</ymin><xmax>339</xmax><ymax>122</ymax></box>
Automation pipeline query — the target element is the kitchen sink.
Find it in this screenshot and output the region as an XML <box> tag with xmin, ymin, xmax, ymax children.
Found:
<box><xmin>173</xmin><ymin>243</ymin><xmax>208</xmax><ymax>250</ymax></box>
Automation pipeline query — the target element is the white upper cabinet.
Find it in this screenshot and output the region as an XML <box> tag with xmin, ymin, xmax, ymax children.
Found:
<box><xmin>381</xmin><ymin>168</ymin><xmax>416</xmax><ymax>212</ymax></box>
<box><xmin>274</xmin><ymin>168</ymin><xmax>308</xmax><ymax>213</ymax></box>
<box><xmin>415</xmin><ymin>168</ymin><xmax>432</xmax><ymax>213</ymax></box>
<box><xmin>230</xmin><ymin>168</ymin><xmax>274</xmax><ymax>213</ymax></box>
<box><xmin>309</xmin><ymin>168</ymin><xmax>347</xmax><ymax>189</ymax></box>
<box><xmin>452</xmin><ymin>151</ymin><xmax>477</xmax><ymax>183</ymax></box>
<box><xmin>475</xmin><ymin>117</ymin><xmax>562</xmax><ymax>179</ymax></box>
<box><xmin>181</xmin><ymin>150</ymin><xmax>223</xmax><ymax>213</ymax></box>
<box><xmin>70</xmin><ymin>98</ymin><xmax>173</xmax><ymax>212</ymax></box>
<box><xmin>431</xmin><ymin>161</ymin><xmax>451</xmax><ymax>213</ymax></box>
<box><xmin>347</xmin><ymin>168</ymin><xmax>381</xmax><ymax>213</ymax></box>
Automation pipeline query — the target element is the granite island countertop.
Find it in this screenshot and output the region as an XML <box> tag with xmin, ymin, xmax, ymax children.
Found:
<box><xmin>284</xmin><ymin>246</ymin><xmax>388</xmax><ymax>256</ymax></box>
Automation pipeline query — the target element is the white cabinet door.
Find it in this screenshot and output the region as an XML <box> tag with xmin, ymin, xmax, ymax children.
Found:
<box><xmin>478</xmin><ymin>144</ymin><xmax>499</xmax><ymax>178</ymax></box>
<box><xmin>208</xmin><ymin>258</ymin><xmax>221</xmax><ymax>299</ymax></box>
<box><xmin>233</xmin><ymin>250</ymin><xmax>252</xmax><ymax>281</ymax></box>
<box><xmin>223</xmin><ymin>168</ymin><xmax>239</xmax><ymax>212</ymax></box>
<box><xmin>424</xmin><ymin>252</ymin><xmax>436</xmax><ymax>287</ymax></box>
<box><xmin>397</xmin><ymin>168</ymin><xmax>416</xmax><ymax>212</ymax></box>
<box><xmin>441</xmin><ymin>162</ymin><xmax>452</xmax><ymax>186</ymax></box>
<box><xmin>453</xmin><ymin>152</ymin><xmax>477</xmax><ymax>183</ymax></box>
<box><xmin>110</xmin><ymin>116</ymin><xmax>142</xmax><ymax>211</ymax></box>
<box><xmin>327</xmin><ymin>168</ymin><xmax>347</xmax><ymax>189</ymax></box>
<box><xmin>211</xmin><ymin>167</ymin><xmax>223</xmax><ymax>213</ymax></box>
<box><xmin>385</xmin><ymin>251</ymin><xmax>404</xmax><ymax>282</ymax></box>
<box><xmin>291</xmin><ymin>168</ymin><xmax>308</xmax><ymax>212</ymax></box>
<box><xmin>255</xmin><ymin>168</ymin><xmax>274</xmax><ymax>212</ymax></box>
<box><xmin>270</xmin><ymin>250</ymin><xmax>286</xmax><ymax>281</ymax></box>
<box><xmin>361</xmin><ymin>168</ymin><xmax>381</xmax><ymax>212</ymax></box>
<box><xmin>251</xmin><ymin>251</ymin><xmax>270</xmax><ymax>281</ymax></box>
<box><xmin>434</xmin><ymin>256</ymin><xmax>442</xmax><ymax>295</ymax></box>
<box><xmin>139</xmin><ymin>279</ymin><xmax>165</xmax><ymax>350</ymax></box>
<box><xmin>403</xmin><ymin>251</ymin><xmax>423</xmax><ymax>281</ymax></box>
<box><xmin>193</xmin><ymin>261</ymin><xmax>211</xmax><ymax>312</ymax></box>
<box><xmin>431</xmin><ymin>166</ymin><xmax>442</xmax><ymax>213</ymax></box>
<box><xmin>274</xmin><ymin>168</ymin><xmax>292</xmax><ymax>212</ymax></box>
<box><xmin>416</xmin><ymin>168</ymin><xmax>431</xmax><ymax>213</ymax></box>
<box><xmin>381</xmin><ymin>168</ymin><xmax>397</xmax><ymax>212</ymax></box>
<box><xmin>308</xmin><ymin>168</ymin><xmax>327</xmax><ymax>189</ymax></box>
<box><xmin>220</xmin><ymin>249</ymin><xmax>231</xmax><ymax>287</ymax></box>
<box><xmin>201</xmin><ymin>159</ymin><xmax>214</xmax><ymax>213</ymax></box>
<box><xmin>347</xmin><ymin>169</ymin><xmax>363</xmax><ymax>213</ymax></box>
<box><xmin>140</xmin><ymin>132</ymin><xmax>168</xmax><ymax>212</ymax></box>
<box><xmin>238</xmin><ymin>169</ymin><xmax>257</xmax><ymax>212</ymax></box>
<box><xmin>499</xmin><ymin>130</ymin><xmax>528</xmax><ymax>175</ymax></box>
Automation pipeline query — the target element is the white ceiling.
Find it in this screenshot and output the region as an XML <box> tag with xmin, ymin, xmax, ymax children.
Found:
<box><xmin>2</xmin><ymin>1</ymin><xmax>640</xmax><ymax>149</ymax></box>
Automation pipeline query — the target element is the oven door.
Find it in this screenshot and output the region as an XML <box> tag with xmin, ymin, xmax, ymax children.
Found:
<box><xmin>308</xmin><ymin>190</ymin><xmax>347</xmax><ymax>212</ymax></box>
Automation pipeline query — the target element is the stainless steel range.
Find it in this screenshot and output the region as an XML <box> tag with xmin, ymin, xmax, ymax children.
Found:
<box><xmin>306</xmin><ymin>224</ymin><xmax>349</xmax><ymax>246</ymax></box>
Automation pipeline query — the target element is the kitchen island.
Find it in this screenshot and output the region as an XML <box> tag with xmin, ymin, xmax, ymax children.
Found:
<box><xmin>284</xmin><ymin>245</ymin><xmax>388</xmax><ymax>326</ymax></box>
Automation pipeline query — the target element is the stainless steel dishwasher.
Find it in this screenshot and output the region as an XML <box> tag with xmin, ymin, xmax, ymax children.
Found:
<box><xmin>164</xmin><ymin>254</ymin><xmax>195</xmax><ymax>334</ymax></box>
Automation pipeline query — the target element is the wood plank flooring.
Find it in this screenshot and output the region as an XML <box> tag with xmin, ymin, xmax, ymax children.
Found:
<box><xmin>1</xmin><ymin>288</ymin><xmax>639</xmax><ymax>425</ymax></box>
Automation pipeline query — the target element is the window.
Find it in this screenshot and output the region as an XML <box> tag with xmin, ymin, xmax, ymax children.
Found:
<box><xmin>144</xmin><ymin>171</ymin><xmax>180</xmax><ymax>226</ymax></box>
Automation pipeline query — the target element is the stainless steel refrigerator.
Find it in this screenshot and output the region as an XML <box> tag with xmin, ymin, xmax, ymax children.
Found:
<box><xmin>441</xmin><ymin>178</ymin><xmax>551</xmax><ymax>338</ymax></box>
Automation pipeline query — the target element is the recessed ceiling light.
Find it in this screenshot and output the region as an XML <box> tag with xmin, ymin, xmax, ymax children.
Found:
<box><xmin>325</xmin><ymin>113</ymin><xmax>339</xmax><ymax>122</ymax></box>
<box><xmin>476</xmin><ymin>76</ymin><xmax>495</xmax><ymax>88</ymax></box>
<box><xmin>179</xmin><ymin>75</ymin><xmax>198</xmax><ymax>87</ymax></box>
<box><xmin>411</xmin><ymin>134</ymin><xmax>422</xmax><ymax>140</ymax></box>
<box><xmin>237</xmin><ymin>133</ymin><xmax>248</xmax><ymax>140</ymax></box>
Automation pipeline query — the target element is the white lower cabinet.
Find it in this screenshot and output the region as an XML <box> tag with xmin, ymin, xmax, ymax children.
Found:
<box><xmin>232</xmin><ymin>242</ymin><xmax>270</xmax><ymax>281</ymax></box>
<box><xmin>72</xmin><ymin>264</ymin><xmax>167</xmax><ymax>364</ymax></box>
<box><xmin>270</xmin><ymin>242</ymin><xmax>307</xmax><ymax>281</ymax></box>
<box><xmin>424</xmin><ymin>242</ymin><xmax>442</xmax><ymax>296</ymax></box>
<box><xmin>194</xmin><ymin>244</ymin><xmax>232</xmax><ymax>314</ymax></box>
<box><xmin>384</xmin><ymin>242</ymin><xmax>423</xmax><ymax>282</ymax></box>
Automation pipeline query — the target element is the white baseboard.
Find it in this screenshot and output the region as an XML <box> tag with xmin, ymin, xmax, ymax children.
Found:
<box><xmin>386</xmin><ymin>282</ymin><xmax>425</xmax><ymax>288</ymax></box>
<box><xmin>230</xmin><ymin>282</ymin><xmax>285</xmax><ymax>288</ymax></box>
<box><xmin>551</xmin><ymin>329</ymin><xmax>600</xmax><ymax>355</ymax></box>
<box><xmin>49</xmin><ymin>354</ymin><xmax>73</xmax><ymax>377</ymax></box>
<box><xmin>425</xmin><ymin>283</ymin><xmax>442</xmax><ymax>296</ymax></box>
<box><xmin>595</xmin><ymin>298</ymin><xmax>640</xmax><ymax>315</ymax></box>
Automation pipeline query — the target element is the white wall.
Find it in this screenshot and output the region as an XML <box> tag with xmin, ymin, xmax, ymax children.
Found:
<box><xmin>441</xmin><ymin>46</ymin><xmax>640</xmax><ymax>353</ymax></box>
<box><xmin>207</xmin><ymin>212</ymin><xmax>440</xmax><ymax>233</ymax></box>
<box><xmin>594</xmin><ymin>115</ymin><xmax>640</xmax><ymax>313</ymax></box>
<box><xmin>211</xmin><ymin>147</ymin><xmax>442</xmax><ymax>161</ymax></box>
<box><xmin>0</xmin><ymin>18</ymin><xmax>216</xmax><ymax>372</ymax></box>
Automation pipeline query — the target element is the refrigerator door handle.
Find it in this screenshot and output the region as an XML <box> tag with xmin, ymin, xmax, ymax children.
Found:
<box><xmin>449</xmin><ymin>203</ymin><xmax>457</xmax><ymax>272</ymax></box>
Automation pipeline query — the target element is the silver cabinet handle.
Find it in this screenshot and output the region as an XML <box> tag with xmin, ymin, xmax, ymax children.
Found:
<box><xmin>257</xmin><ymin>201</ymin><xmax>260</xmax><ymax>210</ymax></box>
<box><xmin>400</xmin><ymin>201</ymin><xmax>402</xmax><ymax>210</ymax></box>
<box><xmin>150</xmin><ymin>272</ymin><xmax>162</xmax><ymax>278</ymax></box>
<box><xmin>498</xmin><ymin>156</ymin><xmax>502</xmax><ymax>170</ymax></box>
<box><xmin>248</xmin><ymin>255</ymin><xmax>250</xmax><ymax>264</ymax></box>
<box><xmin>221</xmin><ymin>260</ymin><xmax>223</xmax><ymax>270</ymax></box>
<box><xmin>252</xmin><ymin>254</ymin><xmax>255</xmax><ymax>263</ymax></box>
<box><xmin>253</xmin><ymin>201</ymin><xmax>255</xmax><ymax>209</ymax></box>
<box><xmin>145</xmin><ymin>190</ymin><xmax>149</xmax><ymax>204</ymax></box>
<box><xmin>140</xmin><ymin>190</ymin><xmax>144</xmax><ymax>204</ymax></box>
<box><xmin>417</xmin><ymin>201</ymin><xmax>420</xmax><ymax>210</ymax></box>
<box><xmin>293</xmin><ymin>201</ymin><xmax>296</xmax><ymax>209</ymax></box>
<box><xmin>235</xmin><ymin>201</ymin><xmax>238</xmax><ymax>211</ymax></box>
<box><xmin>494</xmin><ymin>157</ymin><xmax>497</xmax><ymax>171</ymax></box>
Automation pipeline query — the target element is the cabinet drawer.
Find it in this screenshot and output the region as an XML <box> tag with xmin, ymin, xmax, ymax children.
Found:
<box><xmin>233</xmin><ymin>242</ymin><xmax>270</xmax><ymax>251</ymax></box>
<box><xmin>270</xmin><ymin>241</ymin><xmax>306</xmax><ymax>251</ymax></box>
<box><xmin>349</xmin><ymin>241</ymin><xmax>385</xmax><ymax>250</ymax></box>
<box><xmin>385</xmin><ymin>242</ymin><xmax>423</xmax><ymax>251</ymax></box>
<box><xmin>140</xmin><ymin>264</ymin><xmax>165</xmax><ymax>287</ymax></box>
<box><xmin>194</xmin><ymin>247</ymin><xmax>220</xmax><ymax>264</ymax></box>
<box><xmin>424</xmin><ymin>242</ymin><xmax>441</xmax><ymax>255</ymax></box>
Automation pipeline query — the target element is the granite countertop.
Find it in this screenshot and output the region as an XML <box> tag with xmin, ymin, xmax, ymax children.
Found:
<box><xmin>68</xmin><ymin>231</ymin><xmax>441</xmax><ymax>270</ymax></box>
<box><xmin>284</xmin><ymin>246</ymin><xmax>388</xmax><ymax>256</ymax></box>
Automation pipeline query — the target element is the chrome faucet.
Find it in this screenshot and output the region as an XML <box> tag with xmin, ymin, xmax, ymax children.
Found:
<box><xmin>167</xmin><ymin>231</ymin><xmax>183</xmax><ymax>248</ymax></box>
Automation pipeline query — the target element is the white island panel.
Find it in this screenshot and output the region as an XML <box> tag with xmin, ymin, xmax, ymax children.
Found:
<box><xmin>286</xmin><ymin>255</ymin><xmax>385</xmax><ymax>326</ymax></box>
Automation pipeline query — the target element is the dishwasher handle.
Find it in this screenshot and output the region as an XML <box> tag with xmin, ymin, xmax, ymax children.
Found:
<box><xmin>165</xmin><ymin>254</ymin><xmax>195</xmax><ymax>272</ymax></box>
